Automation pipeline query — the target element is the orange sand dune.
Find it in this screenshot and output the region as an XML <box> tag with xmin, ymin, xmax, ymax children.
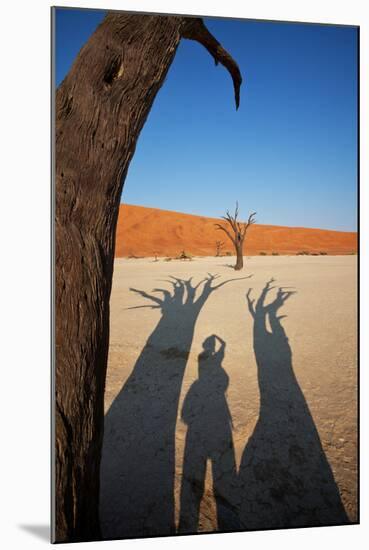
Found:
<box><xmin>115</xmin><ymin>204</ymin><xmax>357</xmax><ymax>257</ymax></box>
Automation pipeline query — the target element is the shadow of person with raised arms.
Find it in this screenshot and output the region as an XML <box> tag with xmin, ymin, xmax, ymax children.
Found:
<box><xmin>100</xmin><ymin>273</ymin><xmax>251</xmax><ymax>539</ymax></box>
<box><xmin>179</xmin><ymin>335</ymin><xmax>240</xmax><ymax>534</ymax></box>
<box><xmin>238</xmin><ymin>279</ymin><xmax>349</xmax><ymax>530</ymax></box>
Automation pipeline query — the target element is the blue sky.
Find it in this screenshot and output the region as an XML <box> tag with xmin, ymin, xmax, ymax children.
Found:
<box><xmin>55</xmin><ymin>8</ymin><xmax>358</xmax><ymax>231</ymax></box>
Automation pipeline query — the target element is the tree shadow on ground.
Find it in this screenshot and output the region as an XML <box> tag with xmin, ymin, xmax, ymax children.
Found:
<box><xmin>218</xmin><ymin>263</ymin><xmax>237</xmax><ymax>270</ymax></box>
<box><xmin>238</xmin><ymin>279</ymin><xmax>349</xmax><ymax>529</ymax></box>
<box><xmin>178</xmin><ymin>334</ymin><xmax>240</xmax><ymax>534</ymax></box>
<box><xmin>100</xmin><ymin>273</ymin><xmax>252</xmax><ymax>539</ymax></box>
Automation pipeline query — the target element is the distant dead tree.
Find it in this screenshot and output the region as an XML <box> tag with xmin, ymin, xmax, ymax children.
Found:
<box><xmin>215</xmin><ymin>240</ymin><xmax>224</xmax><ymax>257</ymax></box>
<box><xmin>215</xmin><ymin>203</ymin><xmax>256</xmax><ymax>270</ymax></box>
<box><xmin>55</xmin><ymin>12</ymin><xmax>242</xmax><ymax>542</ymax></box>
<box><xmin>178</xmin><ymin>250</ymin><xmax>193</xmax><ymax>261</ymax></box>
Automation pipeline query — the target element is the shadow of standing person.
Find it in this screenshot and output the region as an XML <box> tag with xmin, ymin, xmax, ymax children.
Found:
<box><xmin>238</xmin><ymin>279</ymin><xmax>349</xmax><ymax>530</ymax></box>
<box><xmin>179</xmin><ymin>335</ymin><xmax>240</xmax><ymax>534</ymax></box>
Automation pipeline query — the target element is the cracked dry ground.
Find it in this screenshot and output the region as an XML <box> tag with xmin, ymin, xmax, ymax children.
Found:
<box><xmin>99</xmin><ymin>256</ymin><xmax>357</xmax><ymax>539</ymax></box>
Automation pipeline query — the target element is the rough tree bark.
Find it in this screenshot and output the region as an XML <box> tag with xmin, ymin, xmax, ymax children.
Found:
<box><xmin>215</xmin><ymin>203</ymin><xmax>256</xmax><ymax>270</ymax></box>
<box><xmin>54</xmin><ymin>12</ymin><xmax>242</xmax><ymax>543</ymax></box>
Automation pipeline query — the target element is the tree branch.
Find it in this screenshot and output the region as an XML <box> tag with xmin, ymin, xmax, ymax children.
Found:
<box><xmin>215</xmin><ymin>223</ymin><xmax>236</xmax><ymax>244</ymax></box>
<box><xmin>241</xmin><ymin>211</ymin><xmax>257</xmax><ymax>238</ymax></box>
<box><xmin>221</xmin><ymin>214</ymin><xmax>237</xmax><ymax>234</ymax></box>
<box><xmin>248</xmin><ymin>211</ymin><xmax>257</xmax><ymax>225</ymax></box>
<box><xmin>234</xmin><ymin>201</ymin><xmax>239</xmax><ymax>221</ymax></box>
<box><xmin>181</xmin><ymin>18</ymin><xmax>242</xmax><ymax>109</ymax></box>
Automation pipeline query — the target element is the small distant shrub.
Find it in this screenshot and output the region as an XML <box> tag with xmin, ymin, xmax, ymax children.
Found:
<box><xmin>272</xmin><ymin>252</ymin><xmax>279</xmax><ymax>256</ymax></box>
<box><xmin>297</xmin><ymin>251</ymin><xmax>310</xmax><ymax>256</ymax></box>
<box><xmin>259</xmin><ymin>251</ymin><xmax>267</xmax><ymax>256</ymax></box>
<box><xmin>225</xmin><ymin>251</ymin><xmax>232</xmax><ymax>256</ymax></box>
<box><xmin>164</xmin><ymin>257</ymin><xmax>172</xmax><ymax>262</ymax></box>
<box><xmin>177</xmin><ymin>250</ymin><xmax>193</xmax><ymax>261</ymax></box>
<box><xmin>215</xmin><ymin>240</ymin><xmax>225</xmax><ymax>257</ymax></box>
<box><xmin>311</xmin><ymin>253</ymin><xmax>319</xmax><ymax>256</ymax></box>
<box><xmin>319</xmin><ymin>251</ymin><xmax>328</xmax><ymax>255</ymax></box>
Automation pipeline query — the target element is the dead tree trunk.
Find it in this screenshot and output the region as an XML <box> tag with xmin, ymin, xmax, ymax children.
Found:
<box><xmin>215</xmin><ymin>203</ymin><xmax>256</xmax><ymax>270</ymax></box>
<box><xmin>235</xmin><ymin>236</ymin><xmax>244</xmax><ymax>270</ymax></box>
<box><xmin>54</xmin><ymin>12</ymin><xmax>241</xmax><ymax>543</ymax></box>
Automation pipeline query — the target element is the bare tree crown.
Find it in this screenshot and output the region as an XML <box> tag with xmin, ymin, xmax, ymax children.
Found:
<box><xmin>215</xmin><ymin>202</ymin><xmax>256</xmax><ymax>244</ymax></box>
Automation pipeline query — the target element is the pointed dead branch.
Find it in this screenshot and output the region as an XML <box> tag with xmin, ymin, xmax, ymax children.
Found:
<box><xmin>241</xmin><ymin>211</ymin><xmax>257</xmax><ymax>238</ymax></box>
<box><xmin>235</xmin><ymin>201</ymin><xmax>239</xmax><ymax>220</ymax></box>
<box><xmin>248</xmin><ymin>212</ymin><xmax>257</xmax><ymax>225</ymax></box>
<box><xmin>181</xmin><ymin>18</ymin><xmax>242</xmax><ymax>109</ymax></box>
<box><xmin>215</xmin><ymin>223</ymin><xmax>236</xmax><ymax>244</ymax></box>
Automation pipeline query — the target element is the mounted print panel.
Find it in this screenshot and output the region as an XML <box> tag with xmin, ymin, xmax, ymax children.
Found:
<box><xmin>52</xmin><ymin>5</ymin><xmax>358</xmax><ymax>543</ymax></box>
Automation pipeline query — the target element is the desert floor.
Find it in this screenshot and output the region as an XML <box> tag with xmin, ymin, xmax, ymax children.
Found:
<box><xmin>100</xmin><ymin>255</ymin><xmax>357</xmax><ymax>539</ymax></box>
